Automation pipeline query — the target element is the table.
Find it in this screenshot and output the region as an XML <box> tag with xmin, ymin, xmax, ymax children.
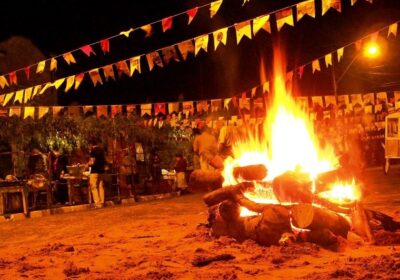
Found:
<box><xmin>0</xmin><ymin>183</ymin><xmax>28</xmax><ymax>216</ymax></box>
<box><xmin>61</xmin><ymin>175</ymin><xmax>90</xmax><ymax>205</ymax></box>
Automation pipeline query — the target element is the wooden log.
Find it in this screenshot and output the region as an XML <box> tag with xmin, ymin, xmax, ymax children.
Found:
<box><xmin>365</xmin><ymin>209</ymin><xmax>400</xmax><ymax>231</ymax></box>
<box><xmin>291</xmin><ymin>204</ymin><xmax>351</xmax><ymax>237</ymax></box>
<box><xmin>272</xmin><ymin>171</ymin><xmax>313</xmax><ymax>204</ymax></box>
<box><xmin>203</xmin><ymin>182</ymin><xmax>254</xmax><ymax>207</ymax></box>
<box><xmin>314</xmin><ymin>196</ymin><xmax>353</xmax><ymax>215</ymax></box>
<box><xmin>315</xmin><ymin>168</ymin><xmax>353</xmax><ymax>193</ymax></box>
<box><xmin>188</xmin><ymin>170</ymin><xmax>224</xmax><ymax>192</ymax></box>
<box><xmin>351</xmin><ymin>202</ymin><xmax>374</xmax><ymax>244</ymax></box>
<box><xmin>232</xmin><ymin>164</ymin><xmax>268</xmax><ymax>181</ymax></box>
<box><xmin>298</xmin><ymin>229</ymin><xmax>339</xmax><ymax>249</ymax></box>
<box><xmin>192</xmin><ymin>254</ymin><xmax>235</xmax><ymax>267</ymax></box>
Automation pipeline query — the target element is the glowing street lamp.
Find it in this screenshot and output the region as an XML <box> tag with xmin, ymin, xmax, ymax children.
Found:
<box><xmin>363</xmin><ymin>41</ymin><xmax>380</xmax><ymax>59</ymax></box>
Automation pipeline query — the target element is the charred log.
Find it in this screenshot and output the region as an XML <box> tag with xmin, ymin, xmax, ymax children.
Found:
<box><xmin>232</xmin><ymin>164</ymin><xmax>268</xmax><ymax>181</ymax></box>
<box><xmin>203</xmin><ymin>182</ymin><xmax>254</xmax><ymax>207</ymax></box>
<box><xmin>272</xmin><ymin>171</ymin><xmax>313</xmax><ymax>204</ymax></box>
<box><xmin>365</xmin><ymin>209</ymin><xmax>400</xmax><ymax>232</ymax></box>
<box><xmin>351</xmin><ymin>202</ymin><xmax>374</xmax><ymax>244</ymax></box>
<box><xmin>188</xmin><ymin>170</ymin><xmax>224</xmax><ymax>192</ymax></box>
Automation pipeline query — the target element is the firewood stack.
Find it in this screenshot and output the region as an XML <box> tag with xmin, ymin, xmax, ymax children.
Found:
<box><xmin>203</xmin><ymin>165</ymin><xmax>400</xmax><ymax>249</ymax></box>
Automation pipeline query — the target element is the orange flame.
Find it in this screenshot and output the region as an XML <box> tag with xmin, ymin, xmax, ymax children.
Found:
<box><xmin>318</xmin><ymin>179</ymin><xmax>361</xmax><ymax>205</ymax></box>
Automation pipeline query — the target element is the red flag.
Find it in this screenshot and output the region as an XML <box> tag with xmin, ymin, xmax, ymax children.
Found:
<box><xmin>155</xmin><ymin>103</ymin><xmax>166</xmax><ymax>115</ymax></box>
<box><xmin>232</xmin><ymin>96</ymin><xmax>238</xmax><ymax>108</ymax></box>
<box><xmin>9</xmin><ymin>71</ymin><xmax>17</xmax><ymax>85</ymax></box>
<box><xmin>162</xmin><ymin>17</ymin><xmax>173</xmax><ymax>32</ymax></box>
<box><xmin>100</xmin><ymin>39</ymin><xmax>110</xmax><ymax>54</ymax></box>
<box><xmin>187</xmin><ymin>7</ymin><xmax>198</xmax><ymax>24</ymax></box>
<box><xmin>241</xmin><ymin>92</ymin><xmax>247</xmax><ymax>99</ymax></box>
<box><xmin>80</xmin><ymin>45</ymin><xmax>96</xmax><ymax>57</ymax></box>
<box><xmin>298</xmin><ymin>65</ymin><xmax>305</xmax><ymax>79</ymax></box>
<box><xmin>24</xmin><ymin>67</ymin><xmax>30</xmax><ymax>80</ymax></box>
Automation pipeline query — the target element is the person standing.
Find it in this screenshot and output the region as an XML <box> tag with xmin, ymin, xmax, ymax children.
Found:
<box><xmin>193</xmin><ymin>126</ymin><xmax>218</xmax><ymax>171</ymax></box>
<box><xmin>174</xmin><ymin>153</ymin><xmax>187</xmax><ymax>192</ymax></box>
<box><xmin>88</xmin><ymin>139</ymin><xmax>106</xmax><ymax>208</ymax></box>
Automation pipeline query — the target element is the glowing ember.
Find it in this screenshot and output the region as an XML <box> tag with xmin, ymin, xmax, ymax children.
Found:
<box><xmin>318</xmin><ymin>179</ymin><xmax>361</xmax><ymax>205</ymax></box>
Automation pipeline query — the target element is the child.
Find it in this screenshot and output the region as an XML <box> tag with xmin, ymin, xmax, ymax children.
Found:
<box><xmin>174</xmin><ymin>153</ymin><xmax>187</xmax><ymax>193</ymax></box>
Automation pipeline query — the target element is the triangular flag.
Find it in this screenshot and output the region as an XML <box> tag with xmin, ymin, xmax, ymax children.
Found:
<box><xmin>80</xmin><ymin>45</ymin><xmax>96</xmax><ymax>57</ymax></box>
<box><xmin>38</xmin><ymin>107</ymin><xmax>49</xmax><ymax>119</ymax></box>
<box><xmin>154</xmin><ymin>103</ymin><xmax>166</xmax><ymax>115</ymax></box>
<box><xmin>322</xmin><ymin>0</ymin><xmax>341</xmax><ymax>15</ymax></box>
<box><xmin>141</xmin><ymin>103</ymin><xmax>152</xmax><ymax>116</ymax></box>
<box><xmin>146</xmin><ymin>52</ymin><xmax>164</xmax><ymax>71</ymax></box>
<box><xmin>24</xmin><ymin>67</ymin><xmax>30</xmax><ymax>79</ymax></box>
<box><xmin>3</xmin><ymin>92</ymin><xmax>14</xmax><ymax>106</ymax></box>
<box><xmin>162</xmin><ymin>17</ymin><xmax>173</xmax><ymax>32</ymax></box>
<box><xmin>263</xmin><ymin>81</ymin><xmax>270</xmax><ymax>93</ymax></box>
<box><xmin>312</xmin><ymin>59</ymin><xmax>321</xmax><ymax>73</ymax></box>
<box><xmin>63</xmin><ymin>52</ymin><xmax>76</xmax><ymax>65</ymax></box>
<box><xmin>9</xmin><ymin>72</ymin><xmax>17</xmax><ymax>85</ymax></box>
<box><xmin>183</xmin><ymin>101</ymin><xmax>194</xmax><ymax>115</ymax></box>
<box><xmin>251</xmin><ymin>87</ymin><xmax>257</xmax><ymax>98</ymax></box>
<box><xmin>195</xmin><ymin>35</ymin><xmax>209</xmax><ymax>56</ymax></box>
<box><xmin>9</xmin><ymin>108</ymin><xmax>21</xmax><ymax>118</ymax></box>
<box><xmin>83</xmin><ymin>106</ymin><xmax>94</xmax><ymax>114</ymax></box>
<box><xmin>24</xmin><ymin>87</ymin><xmax>33</xmax><ymax>103</ymax></box>
<box><xmin>187</xmin><ymin>7</ymin><xmax>198</xmax><ymax>24</ymax></box>
<box><xmin>178</xmin><ymin>40</ymin><xmax>195</xmax><ymax>60</ymax></box>
<box><xmin>210</xmin><ymin>0</ymin><xmax>223</xmax><ymax>18</ymax></box>
<box><xmin>0</xmin><ymin>76</ymin><xmax>9</xmax><ymax>89</ymax></box>
<box><xmin>24</xmin><ymin>107</ymin><xmax>35</xmax><ymax>119</ymax></box>
<box><xmin>196</xmin><ymin>100</ymin><xmax>209</xmax><ymax>113</ymax></box>
<box><xmin>129</xmin><ymin>56</ymin><xmax>141</xmax><ymax>76</ymax></box>
<box><xmin>65</xmin><ymin>75</ymin><xmax>75</xmax><ymax>92</ymax></box>
<box><xmin>97</xmin><ymin>106</ymin><xmax>108</xmax><ymax>118</ymax></box>
<box><xmin>111</xmin><ymin>105</ymin><xmax>122</xmax><ymax>118</ymax></box>
<box><xmin>140</xmin><ymin>24</ymin><xmax>153</xmax><ymax>37</ymax></box>
<box><xmin>235</xmin><ymin>20</ymin><xmax>252</xmax><ymax>44</ymax></box>
<box><xmin>120</xmin><ymin>28</ymin><xmax>133</xmax><ymax>37</ymax></box>
<box><xmin>211</xmin><ymin>99</ymin><xmax>222</xmax><ymax>112</ymax></box>
<box><xmin>32</xmin><ymin>85</ymin><xmax>42</xmax><ymax>98</ymax></box>
<box><xmin>337</xmin><ymin>47</ymin><xmax>344</xmax><ymax>62</ymax></box>
<box><xmin>52</xmin><ymin>106</ymin><xmax>63</xmax><ymax>116</ymax></box>
<box><xmin>213</xmin><ymin>27</ymin><xmax>228</xmax><ymax>50</ymax></box>
<box><xmin>14</xmin><ymin>90</ymin><xmax>23</xmax><ymax>104</ymax></box>
<box><xmin>126</xmin><ymin>105</ymin><xmax>136</xmax><ymax>116</ymax></box>
<box><xmin>224</xmin><ymin>98</ymin><xmax>231</xmax><ymax>109</ymax></box>
<box><xmin>50</xmin><ymin>58</ymin><xmax>57</xmax><ymax>71</ymax></box>
<box><xmin>100</xmin><ymin>39</ymin><xmax>110</xmax><ymax>54</ymax></box>
<box><xmin>161</xmin><ymin>46</ymin><xmax>179</xmax><ymax>65</ymax></box>
<box><xmin>74</xmin><ymin>73</ymin><xmax>85</xmax><ymax>90</ymax></box>
<box><xmin>89</xmin><ymin>69</ymin><xmax>103</xmax><ymax>86</ymax></box>
<box><xmin>116</xmin><ymin>60</ymin><xmax>130</xmax><ymax>77</ymax></box>
<box><xmin>0</xmin><ymin>95</ymin><xmax>4</xmax><ymax>106</ymax></box>
<box><xmin>276</xmin><ymin>8</ymin><xmax>294</xmax><ymax>31</ymax></box>
<box><xmin>388</xmin><ymin>23</ymin><xmax>398</xmax><ymax>37</ymax></box>
<box><xmin>297</xmin><ymin>0</ymin><xmax>315</xmax><ymax>21</ymax></box>
<box><xmin>36</xmin><ymin>60</ymin><xmax>46</xmax><ymax>74</ymax></box>
<box><xmin>40</xmin><ymin>83</ymin><xmax>53</xmax><ymax>95</ymax></box>
<box><xmin>102</xmin><ymin>64</ymin><xmax>116</xmax><ymax>81</ymax></box>
<box><xmin>53</xmin><ymin>78</ymin><xmax>65</xmax><ymax>89</ymax></box>
<box><xmin>253</xmin><ymin>15</ymin><xmax>270</xmax><ymax>36</ymax></box>
<box><xmin>168</xmin><ymin>102</ymin><xmax>179</xmax><ymax>114</ymax></box>
<box><xmin>350</xmin><ymin>0</ymin><xmax>358</xmax><ymax>6</ymax></box>
<box><xmin>325</xmin><ymin>53</ymin><xmax>332</xmax><ymax>67</ymax></box>
<box><xmin>298</xmin><ymin>66</ymin><xmax>305</xmax><ymax>79</ymax></box>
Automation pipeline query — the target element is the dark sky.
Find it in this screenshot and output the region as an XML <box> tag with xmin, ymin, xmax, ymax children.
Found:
<box><xmin>1</xmin><ymin>0</ymin><xmax>400</xmax><ymax>105</ymax></box>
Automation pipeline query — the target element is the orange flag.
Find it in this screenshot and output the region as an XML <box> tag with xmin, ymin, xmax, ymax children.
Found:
<box><xmin>276</xmin><ymin>8</ymin><xmax>294</xmax><ymax>31</ymax></box>
<box><xmin>129</xmin><ymin>56</ymin><xmax>141</xmax><ymax>76</ymax></box>
<box><xmin>50</xmin><ymin>58</ymin><xmax>57</xmax><ymax>71</ymax></box>
<box><xmin>312</xmin><ymin>59</ymin><xmax>321</xmax><ymax>73</ymax></box>
<box><xmin>0</xmin><ymin>76</ymin><xmax>9</xmax><ymax>88</ymax></box>
<box><xmin>161</xmin><ymin>46</ymin><xmax>179</xmax><ymax>65</ymax></box>
<box><xmin>65</xmin><ymin>75</ymin><xmax>75</xmax><ymax>92</ymax></box>
<box><xmin>253</xmin><ymin>15</ymin><xmax>270</xmax><ymax>36</ymax></box>
<box><xmin>63</xmin><ymin>52</ymin><xmax>76</xmax><ymax>65</ymax></box>
<box><xmin>213</xmin><ymin>27</ymin><xmax>228</xmax><ymax>50</ymax></box>
<box><xmin>116</xmin><ymin>61</ymin><xmax>130</xmax><ymax>77</ymax></box>
<box><xmin>140</xmin><ymin>24</ymin><xmax>153</xmax><ymax>37</ymax></box>
<box><xmin>9</xmin><ymin>72</ymin><xmax>17</xmax><ymax>85</ymax></box>
<box><xmin>38</xmin><ymin>107</ymin><xmax>49</xmax><ymax>119</ymax></box>
<box><xmin>146</xmin><ymin>52</ymin><xmax>163</xmax><ymax>71</ymax></box>
<box><xmin>322</xmin><ymin>0</ymin><xmax>341</xmax><ymax>15</ymax></box>
<box><xmin>9</xmin><ymin>108</ymin><xmax>21</xmax><ymax>118</ymax></box>
<box><xmin>388</xmin><ymin>23</ymin><xmax>398</xmax><ymax>37</ymax></box>
<box><xmin>97</xmin><ymin>106</ymin><xmax>108</xmax><ymax>118</ymax></box>
<box><xmin>102</xmin><ymin>64</ymin><xmax>115</xmax><ymax>81</ymax></box>
<box><xmin>297</xmin><ymin>0</ymin><xmax>315</xmax><ymax>21</ymax></box>
<box><xmin>74</xmin><ymin>73</ymin><xmax>85</xmax><ymax>90</ymax></box>
<box><xmin>178</xmin><ymin>40</ymin><xmax>194</xmax><ymax>60</ymax></box>
<box><xmin>89</xmin><ymin>69</ymin><xmax>103</xmax><ymax>86</ymax></box>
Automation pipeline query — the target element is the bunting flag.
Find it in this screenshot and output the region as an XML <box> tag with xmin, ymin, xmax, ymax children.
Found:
<box><xmin>116</xmin><ymin>60</ymin><xmax>130</xmax><ymax>77</ymax></box>
<box><xmin>196</xmin><ymin>100</ymin><xmax>209</xmax><ymax>113</ymax></box>
<box><xmin>363</xmin><ymin>92</ymin><xmax>375</xmax><ymax>106</ymax></box>
<box><xmin>376</xmin><ymin>92</ymin><xmax>388</xmax><ymax>104</ymax></box>
<box><xmin>38</xmin><ymin>107</ymin><xmax>49</xmax><ymax>119</ymax></box>
<box><xmin>24</xmin><ymin>67</ymin><xmax>30</xmax><ymax>79</ymax></box>
<box><xmin>253</xmin><ymin>15</ymin><xmax>270</xmax><ymax>35</ymax></box>
<box><xmin>325</xmin><ymin>53</ymin><xmax>332</xmax><ymax>67</ymax></box>
<box><xmin>213</xmin><ymin>27</ymin><xmax>228</xmax><ymax>50</ymax></box>
<box><xmin>111</xmin><ymin>105</ymin><xmax>122</xmax><ymax>117</ymax></box>
<box><xmin>9</xmin><ymin>108</ymin><xmax>21</xmax><ymax>118</ymax></box>
<box><xmin>239</xmin><ymin>97</ymin><xmax>251</xmax><ymax>111</ymax></box>
<box><xmin>178</xmin><ymin>40</ymin><xmax>195</xmax><ymax>60</ymax></box>
<box><xmin>100</xmin><ymin>39</ymin><xmax>110</xmax><ymax>54</ymax></box>
<box><xmin>311</xmin><ymin>96</ymin><xmax>324</xmax><ymax>110</ymax></box>
<box><xmin>187</xmin><ymin>7</ymin><xmax>198</xmax><ymax>24</ymax></box>
<box><xmin>162</xmin><ymin>17</ymin><xmax>173</xmax><ymax>32</ymax></box>
<box><xmin>103</xmin><ymin>64</ymin><xmax>116</xmax><ymax>81</ymax></box>
<box><xmin>322</xmin><ymin>0</ymin><xmax>341</xmax><ymax>15</ymax></box>
<box><xmin>3</xmin><ymin>92</ymin><xmax>14</xmax><ymax>106</ymax></box>
<box><xmin>251</xmin><ymin>87</ymin><xmax>257</xmax><ymax>98</ymax></box>
<box><xmin>63</xmin><ymin>52</ymin><xmax>76</xmax><ymax>65</ymax></box>
<box><xmin>312</xmin><ymin>59</ymin><xmax>321</xmax><ymax>73</ymax></box>
<box><xmin>168</xmin><ymin>102</ymin><xmax>179</xmax><ymax>114</ymax></box>
<box><xmin>24</xmin><ymin>107</ymin><xmax>35</xmax><ymax>119</ymax></box>
<box><xmin>161</xmin><ymin>46</ymin><xmax>179</xmax><ymax>65</ymax></box>
<box><xmin>146</xmin><ymin>52</ymin><xmax>164</xmax><ymax>71</ymax></box>
<box><xmin>14</xmin><ymin>90</ymin><xmax>24</xmax><ymax>104</ymax></box>
<box><xmin>211</xmin><ymin>99</ymin><xmax>222</xmax><ymax>112</ymax></box>
<box><xmin>183</xmin><ymin>101</ymin><xmax>194</xmax><ymax>115</ymax></box>
<box><xmin>24</xmin><ymin>87</ymin><xmax>33</xmax><ymax>104</ymax></box>
<box><xmin>141</xmin><ymin>24</ymin><xmax>153</xmax><ymax>37</ymax></box>
<box><xmin>297</xmin><ymin>0</ymin><xmax>315</xmax><ymax>21</ymax></box>
<box><xmin>276</xmin><ymin>8</ymin><xmax>294</xmax><ymax>31</ymax></box>
<box><xmin>129</xmin><ymin>56</ymin><xmax>141</xmax><ymax>76</ymax></box>
<box><xmin>324</xmin><ymin>95</ymin><xmax>337</xmax><ymax>109</ymax></box>
<box><xmin>126</xmin><ymin>105</ymin><xmax>136</xmax><ymax>116</ymax></box>
<box><xmin>350</xmin><ymin>0</ymin><xmax>358</xmax><ymax>6</ymax></box>
<box><xmin>224</xmin><ymin>98</ymin><xmax>231</xmax><ymax>110</ymax></box>
<box><xmin>53</xmin><ymin>78</ymin><xmax>65</xmax><ymax>89</ymax></box>
<box><xmin>36</xmin><ymin>61</ymin><xmax>46</xmax><ymax>74</ymax></box>
<box><xmin>89</xmin><ymin>69</ymin><xmax>103</xmax><ymax>86</ymax></box>
<box><xmin>32</xmin><ymin>85</ymin><xmax>42</xmax><ymax>98</ymax></box>
<box><xmin>262</xmin><ymin>81</ymin><xmax>270</xmax><ymax>93</ymax></box>
<box><xmin>298</xmin><ymin>66</ymin><xmax>305</xmax><ymax>79</ymax></box>
<box><xmin>83</xmin><ymin>106</ymin><xmax>94</xmax><ymax>114</ymax></box>
<box><xmin>120</xmin><ymin>28</ymin><xmax>134</xmax><ymax>37</ymax></box>
<box><xmin>141</xmin><ymin>103</ymin><xmax>152</xmax><ymax>116</ymax></box>
<box><xmin>154</xmin><ymin>103</ymin><xmax>166</xmax><ymax>115</ymax></box>
<box><xmin>9</xmin><ymin>72</ymin><xmax>17</xmax><ymax>86</ymax></box>
<box><xmin>40</xmin><ymin>83</ymin><xmax>53</xmax><ymax>95</ymax></box>
<box><xmin>0</xmin><ymin>76</ymin><xmax>9</xmax><ymax>88</ymax></box>
<box><xmin>53</xmin><ymin>106</ymin><xmax>63</xmax><ymax>116</ymax></box>
<box><xmin>337</xmin><ymin>47</ymin><xmax>344</xmax><ymax>62</ymax></box>
<box><xmin>97</xmin><ymin>106</ymin><xmax>108</xmax><ymax>118</ymax></box>
<box><xmin>235</xmin><ymin>20</ymin><xmax>252</xmax><ymax>44</ymax></box>
<box><xmin>65</xmin><ymin>75</ymin><xmax>75</xmax><ymax>92</ymax></box>
<box><xmin>388</xmin><ymin>23</ymin><xmax>398</xmax><ymax>37</ymax></box>
<box><xmin>67</xmin><ymin>106</ymin><xmax>81</xmax><ymax>117</ymax></box>
<box><xmin>195</xmin><ymin>35</ymin><xmax>209</xmax><ymax>56</ymax></box>
<box><xmin>74</xmin><ymin>73</ymin><xmax>85</xmax><ymax>90</ymax></box>
<box><xmin>0</xmin><ymin>106</ymin><xmax>6</xmax><ymax>116</ymax></box>
<box><xmin>80</xmin><ymin>45</ymin><xmax>96</xmax><ymax>57</ymax></box>
<box><xmin>210</xmin><ymin>0</ymin><xmax>223</xmax><ymax>18</ymax></box>
<box><xmin>50</xmin><ymin>58</ymin><xmax>58</xmax><ymax>71</ymax></box>
<box><xmin>253</xmin><ymin>97</ymin><xmax>264</xmax><ymax>114</ymax></box>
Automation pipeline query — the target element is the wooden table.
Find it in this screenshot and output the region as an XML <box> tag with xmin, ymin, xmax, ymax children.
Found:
<box><xmin>0</xmin><ymin>183</ymin><xmax>28</xmax><ymax>216</ymax></box>
<box><xmin>61</xmin><ymin>175</ymin><xmax>90</xmax><ymax>205</ymax></box>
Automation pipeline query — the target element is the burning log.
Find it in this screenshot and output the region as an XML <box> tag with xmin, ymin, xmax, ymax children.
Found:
<box><xmin>203</xmin><ymin>182</ymin><xmax>254</xmax><ymax>207</ymax></box>
<box><xmin>208</xmin><ymin>200</ymin><xmax>244</xmax><ymax>239</ymax></box>
<box><xmin>365</xmin><ymin>209</ymin><xmax>400</xmax><ymax>231</ymax></box>
<box><xmin>291</xmin><ymin>204</ymin><xmax>351</xmax><ymax>238</ymax></box>
<box><xmin>188</xmin><ymin>170</ymin><xmax>224</xmax><ymax>192</ymax></box>
<box><xmin>315</xmin><ymin>169</ymin><xmax>353</xmax><ymax>193</ymax></box>
<box><xmin>351</xmin><ymin>202</ymin><xmax>374</xmax><ymax>244</ymax></box>
<box><xmin>232</xmin><ymin>164</ymin><xmax>268</xmax><ymax>181</ymax></box>
<box><xmin>272</xmin><ymin>171</ymin><xmax>313</xmax><ymax>204</ymax></box>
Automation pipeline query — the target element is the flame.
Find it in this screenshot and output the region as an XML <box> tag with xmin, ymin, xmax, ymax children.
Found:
<box><xmin>318</xmin><ymin>179</ymin><xmax>361</xmax><ymax>205</ymax></box>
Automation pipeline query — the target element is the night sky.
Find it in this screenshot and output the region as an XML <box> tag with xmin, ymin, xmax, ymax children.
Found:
<box><xmin>1</xmin><ymin>0</ymin><xmax>400</xmax><ymax>105</ymax></box>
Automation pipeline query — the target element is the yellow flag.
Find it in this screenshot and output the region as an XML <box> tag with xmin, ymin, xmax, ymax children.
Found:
<box><xmin>24</xmin><ymin>107</ymin><xmax>35</xmax><ymax>119</ymax></box>
<box><xmin>53</xmin><ymin>106</ymin><xmax>63</xmax><ymax>116</ymax></box>
<box><xmin>141</xmin><ymin>103</ymin><xmax>152</xmax><ymax>117</ymax></box>
<box><xmin>38</xmin><ymin>107</ymin><xmax>49</xmax><ymax>119</ymax></box>
<box><xmin>63</xmin><ymin>52</ymin><xmax>76</xmax><ymax>65</ymax></box>
<box><xmin>50</xmin><ymin>58</ymin><xmax>57</xmax><ymax>71</ymax></box>
<box><xmin>388</xmin><ymin>23</ymin><xmax>398</xmax><ymax>37</ymax></box>
<box><xmin>9</xmin><ymin>108</ymin><xmax>21</xmax><ymax>117</ymax></box>
<box><xmin>312</xmin><ymin>59</ymin><xmax>320</xmax><ymax>73</ymax></box>
<box><xmin>36</xmin><ymin>60</ymin><xmax>46</xmax><ymax>74</ymax></box>
<box><xmin>325</xmin><ymin>53</ymin><xmax>332</xmax><ymax>67</ymax></box>
<box><xmin>103</xmin><ymin>64</ymin><xmax>116</xmax><ymax>81</ymax></box>
<box><xmin>53</xmin><ymin>78</ymin><xmax>65</xmax><ymax>89</ymax></box>
<box><xmin>297</xmin><ymin>0</ymin><xmax>315</xmax><ymax>21</ymax></box>
<box><xmin>32</xmin><ymin>85</ymin><xmax>42</xmax><ymax>98</ymax></box>
<box><xmin>83</xmin><ymin>106</ymin><xmax>94</xmax><ymax>114</ymax></box>
<box><xmin>129</xmin><ymin>56</ymin><xmax>141</xmax><ymax>76</ymax></box>
<box><xmin>235</xmin><ymin>20</ymin><xmax>252</xmax><ymax>44</ymax></box>
<box><xmin>263</xmin><ymin>81</ymin><xmax>270</xmax><ymax>93</ymax></box>
<box><xmin>213</xmin><ymin>27</ymin><xmax>228</xmax><ymax>50</ymax></box>
<box><xmin>3</xmin><ymin>92</ymin><xmax>14</xmax><ymax>106</ymax></box>
<box><xmin>140</xmin><ymin>24</ymin><xmax>153</xmax><ymax>37</ymax></box>
<box><xmin>40</xmin><ymin>83</ymin><xmax>53</xmax><ymax>95</ymax></box>
<box><xmin>194</xmin><ymin>35</ymin><xmax>209</xmax><ymax>56</ymax></box>
<box><xmin>337</xmin><ymin>47</ymin><xmax>344</xmax><ymax>62</ymax></box>
<box><xmin>24</xmin><ymin>88</ymin><xmax>33</xmax><ymax>103</ymax></box>
<box><xmin>65</xmin><ymin>75</ymin><xmax>75</xmax><ymax>92</ymax></box>
<box><xmin>0</xmin><ymin>76</ymin><xmax>9</xmax><ymax>88</ymax></box>
<box><xmin>253</xmin><ymin>15</ymin><xmax>270</xmax><ymax>36</ymax></box>
<box><xmin>276</xmin><ymin>8</ymin><xmax>294</xmax><ymax>31</ymax></box>
<box><xmin>14</xmin><ymin>90</ymin><xmax>24</xmax><ymax>104</ymax></box>
<box><xmin>350</xmin><ymin>0</ymin><xmax>358</xmax><ymax>5</ymax></box>
<box><xmin>210</xmin><ymin>0</ymin><xmax>223</xmax><ymax>18</ymax></box>
<box><xmin>120</xmin><ymin>28</ymin><xmax>133</xmax><ymax>37</ymax></box>
<box><xmin>89</xmin><ymin>69</ymin><xmax>103</xmax><ymax>86</ymax></box>
<box><xmin>322</xmin><ymin>0</ymin><xmax>341</xmax><ymax>15</ymax></box>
